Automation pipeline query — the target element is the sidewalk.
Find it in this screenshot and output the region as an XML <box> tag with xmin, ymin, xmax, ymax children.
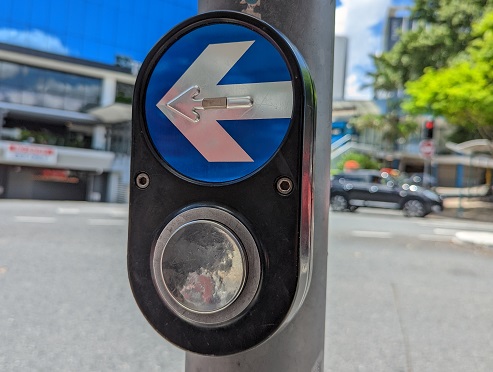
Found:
<box><xmin>441</xmin><ymin>196</ymin><xmax>493</xmax><ymax>223</ymax></box>
<box><xmin>437</xmin><ymin>184</ymin><xmax>493</xmax><ymax>223</ymax></box>
<box><xmin>436</xmin><ymin>185</ymin><xmax>493</xmax><ymax>247</ymax></box>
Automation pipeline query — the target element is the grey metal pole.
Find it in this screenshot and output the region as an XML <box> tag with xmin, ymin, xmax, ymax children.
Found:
<box><xmin>185</xmin><ymin>1</ymin><xmax>335</xmax><ymax>371</ymax></box>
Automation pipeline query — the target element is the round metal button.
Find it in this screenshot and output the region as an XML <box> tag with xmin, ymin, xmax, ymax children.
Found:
<box><xmin>161</xmin><ymin>220</ymin><xmax>246</xmax><ymax>313</ymax></box>
<box><xmin>151</xmin><ymin>206</ymin><xmax>261</xmax><ymax>326</ymax></box>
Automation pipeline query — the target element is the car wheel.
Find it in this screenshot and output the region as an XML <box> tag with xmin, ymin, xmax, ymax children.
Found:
<box><xmin>402</xmin><ymin>199</ymin><xmax>427</xmax><ymax>217</ymax></box>
<box><xmin>330</xmin><ymin>194</ymin><xmax>349</xmax><ymax>212</ymax></box>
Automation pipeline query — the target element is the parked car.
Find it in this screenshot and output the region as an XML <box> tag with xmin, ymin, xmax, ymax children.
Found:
<box><xmin>330</xmin><ymin>170</ymin><xmax>443</xmax><ymax>217</ymax></box>
<box><xmin>405</xmin><ymin>173</ymin><xmax>438</xmax><ymax>188</ymax></box>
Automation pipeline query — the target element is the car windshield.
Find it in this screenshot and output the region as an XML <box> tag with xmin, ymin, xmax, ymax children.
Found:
<box><xmin>379</xmin><ymin>171</ymin><xmax>405</xmax><ymax>187</ymax></box>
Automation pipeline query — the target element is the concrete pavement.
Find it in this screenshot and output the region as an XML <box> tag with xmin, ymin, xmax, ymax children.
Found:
<box><xmin>436</xmin><ymin>185</ymin><xmax>493</xmax><ymax>247</ymax></box>
<box><xmin>455</xmin><ymin>231</ymin><xmax>493</xmax><ymax>247</ymax></box>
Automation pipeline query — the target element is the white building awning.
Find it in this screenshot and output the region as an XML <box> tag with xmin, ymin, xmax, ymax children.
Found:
<box><xmin>447</xmin><ymin>140</ymin><xmax>493</xmax><ymax>155</ymax></box>
<box><xmin>0</xmin><ymin>140</ymin><xmax>115</xmax><ymax>172</ymax></box>
<box><xmin>0</xmin><ymin>101</ymin><xmax>97</xmax><ymax>124</ymax></box>
<box><xmin>332</xmin><ymin>100</ymin><xmax>381</xmax><ymax>119</ymax></box>
<box><xmin>89</xmin><ymin>103</ymin><xmax>132</xmax><ymax>124</ymax></box>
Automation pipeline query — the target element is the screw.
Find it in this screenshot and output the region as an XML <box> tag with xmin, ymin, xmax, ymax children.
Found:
<box><xmin>276</xmin><ymin>177</ymin><xmax>293</xmax><ymax>195</ymax></box>
<box><xmin>136</xmin><ymin>173</ymin><xmax>150</xmax><ymax>189</ymax></box>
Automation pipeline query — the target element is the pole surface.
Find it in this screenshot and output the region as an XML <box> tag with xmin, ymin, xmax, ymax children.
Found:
<box><xmin>186</xmin><ymin>1</ymin><xmax>335</xmax><ymax>370</ymax></box>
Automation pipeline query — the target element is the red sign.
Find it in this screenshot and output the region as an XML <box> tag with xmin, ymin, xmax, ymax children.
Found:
<box><xmin>419</xmin><ymin>140</ymin><xmax>435</xmax><ymax>158</ymax></box>
<box><xmin>5</xmin><ymin>143</ymin><xmax>57</xmax><ymax>164</ymax></box>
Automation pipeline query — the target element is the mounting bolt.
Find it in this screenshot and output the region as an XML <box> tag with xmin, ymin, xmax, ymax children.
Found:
<box><xmin>136</xmin><ymin>172</ymin><xmax>150</xmax><ymax>189</ymax></box>
<box><xmin>276</xmin><ymin>177</ymin><xmax>293</xmax><ymax>195</ymax></box>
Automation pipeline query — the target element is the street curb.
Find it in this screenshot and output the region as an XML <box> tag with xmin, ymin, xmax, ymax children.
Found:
<box><xmin>455</xmin><ymin>231</ymin><xmax>493</xmax><ymax>248</ymax></box>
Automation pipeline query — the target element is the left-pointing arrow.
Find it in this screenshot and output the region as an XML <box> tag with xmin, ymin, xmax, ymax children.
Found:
<box><xmin>166</xmin><ymin>85</ymin><xmax>253</xmax><ymax>123</ymax></box>
<box><xmin>156</xmin><ymin>41</ymin><xmax>293</xmax><ymax>163</ymax></box>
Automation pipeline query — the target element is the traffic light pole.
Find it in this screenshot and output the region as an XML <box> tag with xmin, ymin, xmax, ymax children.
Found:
<box><xmin>185</xmin><ymin>1</ymin><xmax>335</xmax><ymax>370</ymax></box>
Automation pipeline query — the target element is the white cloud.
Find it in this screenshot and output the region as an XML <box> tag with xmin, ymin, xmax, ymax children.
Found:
<box><xmin>0</xmin><ymin>28</ymin><xmax>69</xmax><ymax>55</ymax></box>
<box><xmin>336</xmin><ymin>0</ymin><xmax>392</xmax><ymax>100</ymax></box>
<box><xmin>345</xmin><ymin>73</ymin><xmax>372</xmax><ymax>100</ymax></box>
<box><xmin>0</xmin><ymin>62</ymin><xmax>20</xmax><ymax>79</ymax></box>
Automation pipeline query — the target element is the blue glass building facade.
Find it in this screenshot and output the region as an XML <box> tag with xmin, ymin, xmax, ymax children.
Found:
<box><xmin>0</xmin><ymin>0</ymin><xmax>197</xmax><ymax>202</ymax></box>
<box><xmin>0</xmin><ymin>60</ymin><xmax>102</xmax><ymax>112</ymax></box>
<box><xmin>0</xmin><ymin>0</ymin><xmax>197</xmax><ymax>65</ymax></box>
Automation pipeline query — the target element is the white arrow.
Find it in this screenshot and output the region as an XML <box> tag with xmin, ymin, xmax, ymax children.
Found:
<box><xmin>156</xmin><ymin>41</ymin><xmax>293</xmax><ymax>163</ymax></box>
<box><xmin>166</xmin><ymin>85</ymin><xmax>254</xmax><ymax>123</ymax></box>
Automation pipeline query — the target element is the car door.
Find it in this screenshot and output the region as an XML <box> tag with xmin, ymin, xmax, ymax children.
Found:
<box><xmin>367</xmin><ymin>175</ymin><xmax>401</xmax><ymax>207</ymax></box>
<box><xmin>343</xmin><ymin>175</ymin><xmax>372</xmax><ymax>206</ymax></box>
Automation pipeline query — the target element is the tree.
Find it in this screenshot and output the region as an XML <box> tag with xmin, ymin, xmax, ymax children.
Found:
<box><xmin>334</xmin><ymin>152</ymin><xmax>381</xmax><ymax>172</ymax></box>
<box><xmin>370</xmin><ymin>0</ymin><xmax>493</xmax><ymax>96</ymax></box>
<box><xmin>403</xmin><ymin>11</ymin><xmax>493</xmax><ymax>141</ymax></box>
<box><xmin>349</xmin><ymin>101</ymin><xmax>419</xmax><ymax>151</ymax></box>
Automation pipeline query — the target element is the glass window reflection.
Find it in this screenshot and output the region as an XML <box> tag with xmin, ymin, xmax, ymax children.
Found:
<box><xmin>0</xmin><ymin>61</ymin><xmax>102</xmax><ymax>112</ymax></box>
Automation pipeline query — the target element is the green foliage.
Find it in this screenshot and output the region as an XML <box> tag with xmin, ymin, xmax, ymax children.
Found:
<box><xmin>19</xmin><ymin>129</ymin><xmax>57</xmax><ymax>145</ymax></box>
<box><xmin>370</xmin><ymin>0</ymin><xmax>493</xmax><ymax>94</ymax></box>
<box><xmin>404</xmin><ymin>10</ymin><xmax>493</xmax><ymax>140</ymax></box>
<box><xmin>447</xmin><ymin>126</ymin><xmax>483</xmax><ymax>144</ymax></box>
<box><xmin>18</xmin><ymin>129</ymin><xmax>89</xmax><ymax>148</ymax></box>
<box><xmin>115</xmin><ymin>95</ymin><xmax>132</xmax><ymax>104</ymax></box>
<box><xmin>350</xmin><ymin>113</ymin><xmax>418</xmax><ymax>144</ymax></box>
<box><xmin>335</xmin><ymin>152</ymin><xmax>381</xmax><ymax>172</ymax></box>
<box><xmin>349</xmin><ymin>98</ymin><xmax>419</xmax><ymax>150</ymax></box>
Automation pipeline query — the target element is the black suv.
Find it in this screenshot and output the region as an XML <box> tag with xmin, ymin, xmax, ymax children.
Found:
<box><xmin>330</xmin><ymin>170</ymin><xmax>443</xmax><ymax>217</ymax></box>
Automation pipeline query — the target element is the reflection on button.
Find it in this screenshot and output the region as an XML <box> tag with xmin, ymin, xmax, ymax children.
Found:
<box><xmin>161</xmin><ymin>220</ymin><xmax>246</xmax><ymax>313</ymax></box>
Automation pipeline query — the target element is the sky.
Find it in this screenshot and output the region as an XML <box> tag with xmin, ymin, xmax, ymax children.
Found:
<box><xmin>0</xmin><ymin>0</ymin><xmax>414</xmax><ymax>101</ymax></box>
<box><xmin>335</xmin><ymin>0</ymin><xmax>413</xmax><ymax>100</ymax></box>
<box><xmin>0</xmin><ymin>0</ymin><xmax>197</xmax><ymax>67</ymax></box>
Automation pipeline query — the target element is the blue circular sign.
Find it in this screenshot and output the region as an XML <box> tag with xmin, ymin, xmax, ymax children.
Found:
<box><xmin>145</xmin><ymin>22</ymin><xmax>293</xmax><ymax>183</ymax></box>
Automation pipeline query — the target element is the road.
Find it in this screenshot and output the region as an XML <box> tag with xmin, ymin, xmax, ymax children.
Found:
<box><xmin>1</xmin><ymin>201</ymin><xmax>493</xmax><ymax>371</ymax></box>
<box><xmin>326</xmin><ymin>209</ymin><xmax>493</xmax><ymax>372</ymax></box>
<box><xmin>0</xmin><ymin>200</ymin><xmax>182</xmax><ymax>372</ymax></box>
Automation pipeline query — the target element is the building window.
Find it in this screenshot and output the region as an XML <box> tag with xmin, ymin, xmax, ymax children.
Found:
<box><xmin>115</xmin><ymin>82</ymin><xmax>134</xmax><ymax>104</ymax></box>
<box><xmin>109</xmin><ymin>122</ymin><xmax>131</xmax><ymax>155</ymax></box>
<box><xmin>0</xmin><ymin>61</ymin><xmax>102</xmax><ymax>112</ymax></box>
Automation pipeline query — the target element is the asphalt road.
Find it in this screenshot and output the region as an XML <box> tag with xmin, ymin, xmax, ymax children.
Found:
<box><xmin>326</xmin><ymin>208</ymin><xmax>493</xmax><ymax>372</ymax></box>
<box><xmin>0</xmin><ymin>200</ymin><xmax>183</xmax><ymax>372</ymax></box>
<box><xmin>1</xmin><ymin>201</ymin><xmax>493</xmax><ymax>371</ymax></box>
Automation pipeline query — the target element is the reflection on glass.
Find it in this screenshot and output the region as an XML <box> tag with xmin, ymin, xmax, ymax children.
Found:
<box><xmin>161</xmin><ymin>220</ymin><xmax>246</xmax><ymax>313</ymax></box>
<box><xmin>0</xmin><ymin>61</ymin><xmax>102</xmax><ymax>112</ymax></box>
<box><xmin>115</xmin><ymin>82</ymin><xmax>133</xmax><ymax>104</ymax></box>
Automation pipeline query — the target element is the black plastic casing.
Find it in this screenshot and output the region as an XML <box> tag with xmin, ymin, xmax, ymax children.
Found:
<box><xmin>127</xmin><ymin>11</ymin><xmax>315</xmax><ymax>356</ymax></box>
